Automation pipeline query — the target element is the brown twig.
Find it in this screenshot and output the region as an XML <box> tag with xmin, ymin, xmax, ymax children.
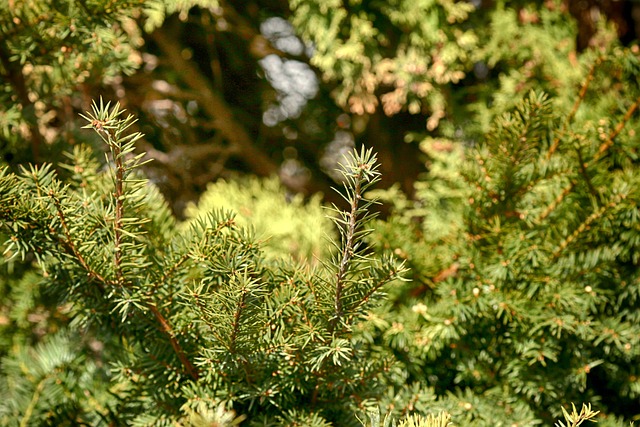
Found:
<box><xmin>151</xmin><ymin>28</ymin><xmax>279</xmax><ymax>178</ymax></box>
<box><xmin>229</xmin><ymin>284</ymin><xmax>250</xmax><ymax>355</ymax></box>
<box><xmin>547</xmin><ymin>57</ymin><xmax>603</xmax><ymax>158</ymax></box>
<box><xmin>150</xmin><ymin>253</ymin><xmax>190</xmax><ymax>295</ymax></box>
<box><xmin>553</xmin><ymin>193</ymin><xmax>626</xmax><ymax>258</ymax></box>
<box><xmin>93</xmin><ymin>117</ymin><xmax>200</xmax><ymax>380</ymax></box>
<box><xmin>191</xmin><ymin>293</ymin><xmax>227</xmax><ymax>347</ymax></box>
<box><xmin>590</xmin><ymin>96</ymin><xmax>640</xmax><ymax>165</ymax></box>
<box><xmin>331</xmin><ymin>172</ymin><xmax>364</xmax><ymax>333</ymax></box>
<box><xmin>538</xmin><ymin>96</ymin><xmax>640</xmax><ymax>224</ymax></box>
<box><xmin>347</xmin><ymin>267</ymin><xmax>401</xmax><ymax>315</ymax></box>
<box><xmin>148</xmin><ymin>304</ymin><xmax>199</xmax><ymax>380</ymax></box>
<box><xmin>50</xmin><ymin>191</ymin><xmax>109</xmax><ymax>290</ymax></box>
<box><xmin>575</xmin><ymin>143</ymin><xmax>599</xmax><ymax>199</ymax></box>
<box><xmin>536</xmin><ymin>180</ymin><xmax>577</xmax><ymax>224</ymax></box>
<box><xmin>111</xmin><ymin>133</ymin><xmax>126</xmax><ymax>286</ymax></box>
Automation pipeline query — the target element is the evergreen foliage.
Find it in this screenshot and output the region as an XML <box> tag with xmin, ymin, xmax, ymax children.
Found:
<box><xmin>288</xmin><ymin>0</ymin><xmax>604</xmax><ymax>139</ymax></box>
<box><xmin>290</xmin><ymin>0</ymin><xmax>477</xmax><ymax>128</ymax></box>
<box><xmin>2</xmin><ymin>86</ymin><xmax>639</xmax><ymax>425</ymax></box>
<box><xmin>2</xmin><ymin>1</ymin><xmax>640</xmax><ymax>426</ymax></box>
<box><xmin>2</xmin><ymin>0</ymin><xmax>633</xmax><ymax>203</ymax></box>
<box><xmin>368</xmin><ymin>46</ymin><xmax>640</xmax><ymax>425</ymax></box>
<box><xmin>0</xmin><ymin>0</ymin><xmax>141</xmax><ymax>162</ymax></box>
<box><xmin>0</xmin><ymin>100</ymin><xmax>406</xmax><ymax>425</ymax></box>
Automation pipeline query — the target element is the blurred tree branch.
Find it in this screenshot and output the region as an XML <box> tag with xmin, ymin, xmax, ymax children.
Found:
<box><xmin>151</xmin><ymin>27</ymin><xmax>278</xmax><ymax>178</ymax></box>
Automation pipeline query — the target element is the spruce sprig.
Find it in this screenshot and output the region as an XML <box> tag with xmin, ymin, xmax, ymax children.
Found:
<box><xmin>322</xmin><ymin>147</ymin><xmax>408</xmax><ymax>335</ymax></box>
<box><xmin>79</xmin><ymin>100</ymin><xmax>200</xmax><ymax>382</ymax></box>
<box><xmin>80</xmin><ymin>98</ymin><xmax>151</xmax><ymax>286</ymax></box>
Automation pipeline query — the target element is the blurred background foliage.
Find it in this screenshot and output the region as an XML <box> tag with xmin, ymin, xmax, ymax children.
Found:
<box><xmin>181</xmin><ymin>176</ymin><xmax>332</xmax><ymax>263</ymax></box>
<box><xmin>2</xmin><ymin>0</ymin><xmax>638</xmax><ymax>214</ymax></box>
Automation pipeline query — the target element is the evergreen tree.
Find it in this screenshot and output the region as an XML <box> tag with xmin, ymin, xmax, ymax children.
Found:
<box><xmin>0</xmin><ymin>0</ymin><xmax>142</xmax><ymax>163</ymax></box>
<box><xmin>5</xmin><ymin>0</ymin><xmax>634</xmax><ymax>206</ymax></box>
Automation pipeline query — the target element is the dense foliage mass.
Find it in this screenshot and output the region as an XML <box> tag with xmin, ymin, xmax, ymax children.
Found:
<box><xmin>1</xmin><ymin>0</ymin><xmax>640</xmax><ymax>426</ymax></box>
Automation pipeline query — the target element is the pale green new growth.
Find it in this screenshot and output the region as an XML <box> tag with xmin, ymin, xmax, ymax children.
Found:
<box><xmin>555</xmin><ymin>403</ymin><xmax>600</xmax><ymax>427</ymax></box>
<box><xmin>360</xmin><ymin>408</ymin><xmax>453</xmax><ymax>427</ymax></box>
<box><xmin>183</xmin><ymin>177</ymin><xmax>332</xmax><ymax>263</ymax></box>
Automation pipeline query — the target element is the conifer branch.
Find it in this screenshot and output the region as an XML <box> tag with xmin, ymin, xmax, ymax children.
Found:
<box><xmin>553</xmin><ymin>193</ymin><xmax>626</xmax><ymax>258</ymax></box>
<box><xmin>161</xmin><ymin>253</ymin><xmax>191</xmax><ymax>284</ymax></box>
<box><xmin>146</xmin><ymin>350</ymin><xmax>181</xmax><ymax>374</ymax></box>
<box><xmin>81</xmin><ymin>100</ymin><xmax>129</xmax><ymax>286</ymax></box>
<box><xmin>229</xmin><ymin>286</ymin><xmax>250</xmax><ymax>355</ymax></box>
<box><xmin>282</xmin><ymin>279</ymin><xmax>318</xmax><ymax>343</ymax></box>
<box><xmin>347</xmin><ymin>266</ymin><xmax>401</xmax><ymax>315</ymax></box>
<box><xmin>191</xmin><ymin>293</ymin><xmax>228</xmax><ymax>348</ymax></box>
<box><xmin>554</xmin><ymin>403</ymin><xmax>600</xmax><ymax>427</ymax></box>
<box><xmin>547</xmin><ymin>56</ymin><xmax>603</xmax><ymax>158</ymax></box>
<box><xmin>575</xmin><ymin>144</ymin><xmax>599</xmax><ymax>199</ymax></box>
<box><xmin>19</xmin><ymin>372</ymin><xmax>48</xmax><ymax>427</ymax></box>
<box><xmin>148</xmin><ymin>303</ymin><xmax>199</xmax><ymax>380</ymax></box>
<box><xmin>333</xmin><ymin>175</ymin><xmax>363</xmax><ymax>327</ymax></box>
<box><xmin>535</xmin><ymin>180</ymin><xmax>576</xmax><ymax>224</ymax></box>
<box><xmin>82</xmin><ymin>100</ymin><xmax>200</xmax><ymax>381</ymax></box>
<box><xmin>113</xmin><ymin>131</ymin><xmax>126</xmax><ymax>286</ymax></box>
<box><xmin>329</xmin><ymin>148</ymin><xmax>381</xmax><ymax>333</ymax></box>
<box><xmin>590</xmin><ymin>96</ymin><xmax>640</xmax><ymax>165</ymax></box>
<box><xmin>149</xmin><ymin>252</ymin><xmax>191</xmax><ymax>296</ymax></box>
<box><xmin>537</xmin><ymin>96</ymin><xmax>639</xmax><ymax>224</ymax></box>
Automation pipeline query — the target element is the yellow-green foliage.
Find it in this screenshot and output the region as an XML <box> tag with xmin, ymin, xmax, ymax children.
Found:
<box><xmin>182</xmin><ymin>177</ymin><xmax>333</xmax><ymax>263</ymax></box>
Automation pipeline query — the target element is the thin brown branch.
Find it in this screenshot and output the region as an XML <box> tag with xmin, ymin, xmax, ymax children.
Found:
<box><xmin>575</xmin><ymin>143</ymin><xmax>599</xmax><ymax>198</ymax></box>
<box><xmin>145</xmin><ymin>349</ymin><xmax>182</xmax><ymax>374</ymax></box>
<box><xmin>112</xmin><ymin>135</ymin><xmax>125</xmax><ymax>286</ymax></box>
<box><xmin>348</xmin><ymin>267</ymin><xmax>399</xmax><ymax>315</ymax></box>
<box><xmin>590</xmin><ymin>96</ymin><xmax>640</xmax><ymax>165</ymax></box>
<box><xmin>229</xmin><ymin>285</ymin><xmax>250</xmax><ymax>355</ymax></box>
<box><xmin>98</xmin><ymin>118</ymin><xmax>198</xmax><ymax>380</ymax></box>
<box><xmin>148</xmin><ymin>303</ymin><xmax>199</xmax><ymax>380</ymax></box>
<box><xmin>150</xmin><ymin>252</ymin><xmax>191</xmax><ymax>296</ymax></box>
<box><xmin>547</xmin><ymin>57</ymin><xmax>602</xmax><ymax>158</ymax></box>
<box><xmin>151</xmin><ymin>28</ymin><xmax>278</xmax><ymax>178</ymax></box>
<box><xmin>553</xmin><ymin>193</ymin><xmax>626</xmax><ymax>258</ymax></box>
<box><xmin>538</xmin><ymin>96</ymin><xmax>639</xmax><ymax>225</ymax></box>
<box><xmin>536</xmin><ymin>180</ymin><xmax>577</xmax><ymax>224</ymax></box>
<box><xmin>94</xmin><ymin>122</ymin><xmax>126</xmax><ymax>286</ymax></box>
<box><xmin>50</xmin><ymin>192</ymin><xmax>109</xmax><ymax>290</ymax></box>
<box><xmin>331</xmin><ymin>173</ymin><xmax>364</xmax><ymax>333</ymax></box>
<box><xmin>191</xmin><ymin>293</ymin><xmax>228</xmax><ymax>348</ymax></box>
<box><xmin>19</xmin><ymin>371</ymin><xmax>50</xmax><ymax>427</ymax></box>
